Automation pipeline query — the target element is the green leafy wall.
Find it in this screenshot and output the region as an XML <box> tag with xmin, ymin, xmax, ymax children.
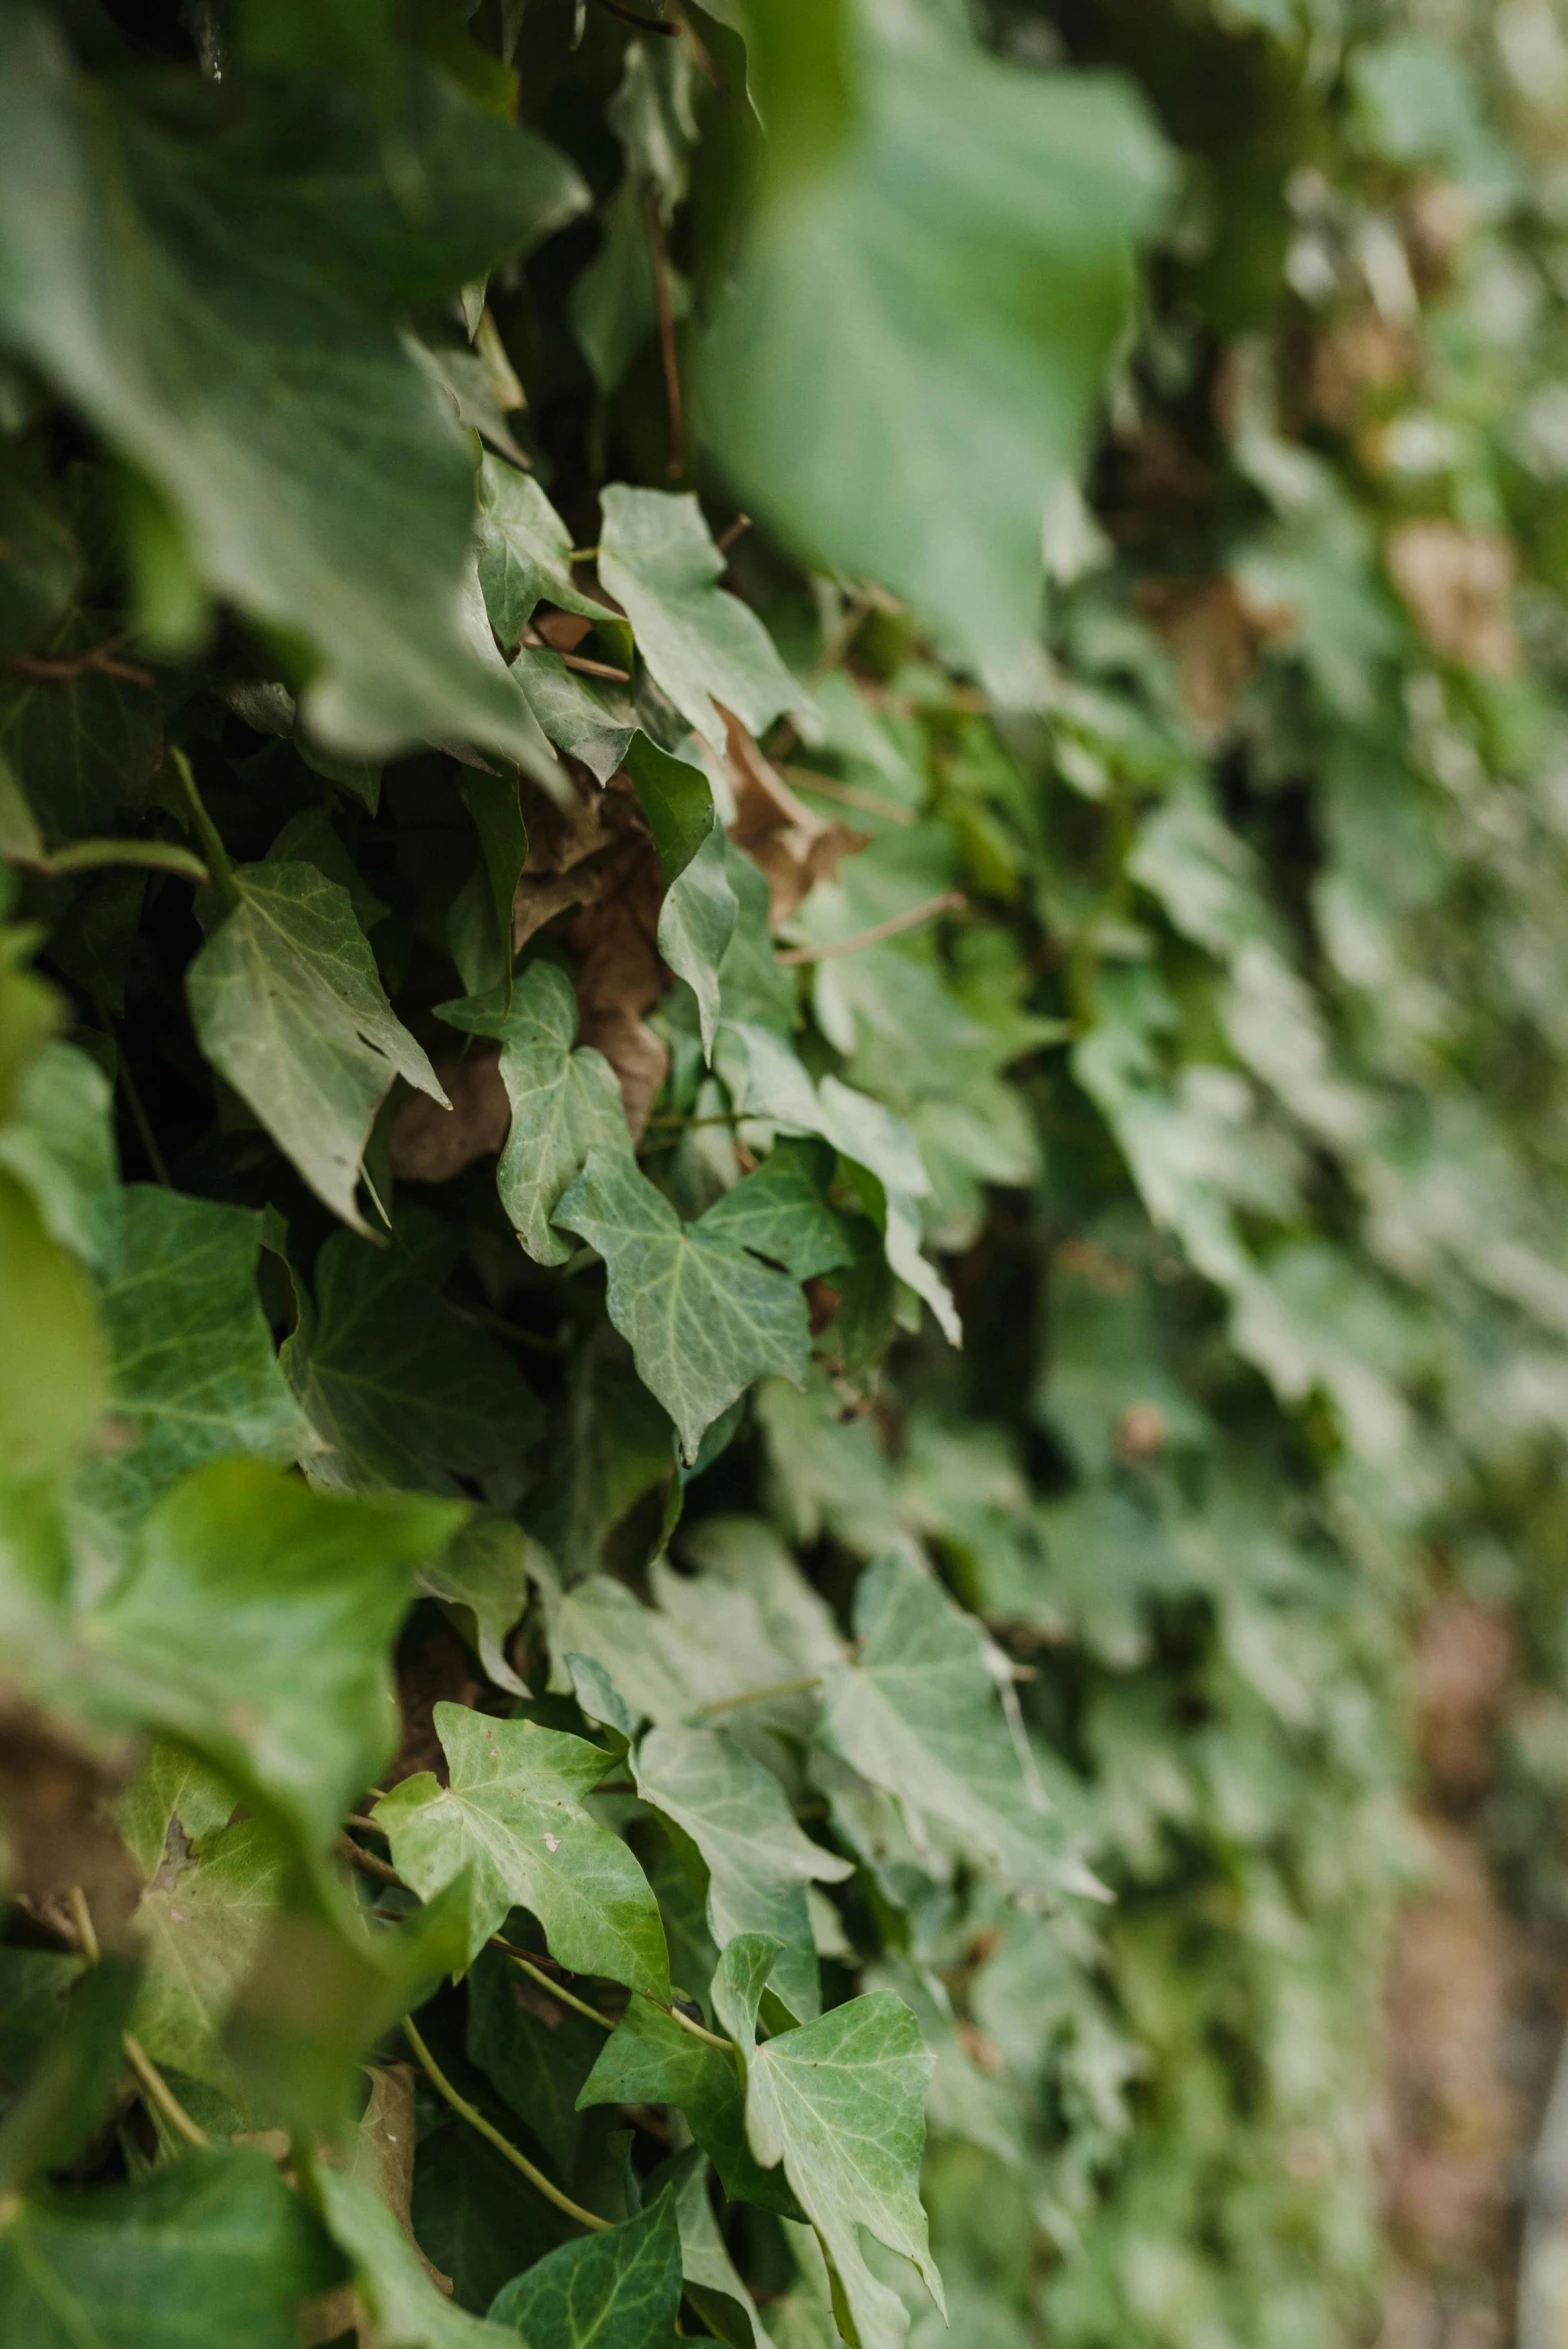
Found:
<box><xmin>0</xmin><ymin>0</ymin><xmax>1564</xmax><ymax>2344</ymax></box>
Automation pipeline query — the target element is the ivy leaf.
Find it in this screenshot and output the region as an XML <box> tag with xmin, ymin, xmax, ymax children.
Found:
<box><xmin>314</xmin><ymin>2166</ymin><xmax>514</xmax><ymax>2349</ymax></box>
<box><xmin>597</xmin><ymin>488</ymin><xmax>806</xmax><ymax>748</ymax></box>
<box><xmin>660</xmin><ymin>2147</ymin><xmax>779</xmax><ymax>2349</ymax></box>
<box><xmin>576</xmin><ymin>1995</ymin><xmax>798</xmax><ymax>2218</ymax></box>
<box><xmin>374</xmin><ymin>1702</ymin><xmax>670</xmax><ymax>1991</ymax></box>
<box><xmin>87</xmin><ymin>1459</ymin><xmax>464</xmax><ymax>1868</ymax></box>
<box><xmin>130</xmin><ymin>1816</ymin><xmax>285</xmax><ymax>2102</ymax></box>
<box><xmin>79</xmin><ymin>1187</ymin><xmax>313</xmax><ymax>1530</ymax></box>
<box><xmin>515</xmin><ymin>648</ymin><xmax>636</xmax><ymax>787</ymax></box>
<box><xmin>0</xmin><ymin>659</ymin><xmax>162</xmax><ymax>845</ymax></box>
<box><xmin>818</xmin><ymin>1552</ymin><xmax>1077</xmax><ymax>1894</ymax></box>
<box><xmin>712</xmin><ymin>1939</ymin><xmax>941</xmax><ymax>2349</ymax></box>
<box><xmin>0</xmin><ymin>1168</ymin><xmax>104</xmax><ymax>1480</ymax></box>
<box><xmin>700</xmin><ymin>16</ymin><xmax>1168</xmax><ymax>692</ymax></box>
<box><xmin>419</xmin><ymin>1515</ymin><xmax>533</xmax><ymax>1700</ymax></box>
<box><xmin>477</xmin><ymin>460</ymin><xmax>617</xmax><ymax>645</ymax></box>
<box><xmin>624</xmin><ymin>734</ymin><xmax>738</xmax><ymax>1055</ymax></box>
<box><xmin>284</xmin><ymin>1226</ymin><xmax>542</xmax><ymax>1492</ymax></box>
<box><xmin>695</xmin><ymin>1143</ymin><xmax>854</xmax><ymax>1282</ymax></box>
<box><xmin>440</xmin><ymin>961</ymin><xmax>631</xmax><ymax>1268</ymax></box>
<box><xmin>187</xmin><ymin>860</ymin><xmax>450</xmax><ymax>1233</ymax></box>
<box><xmin>0</xmin><ymin>1038</ymin><xmax>115</xmax><ymax>1264</ymax></box>
<box><xmin>0</xmin><ymin>14</ymin><xmax>571</xmax><ymax>762</ymax></box>
<box><xmin>554</xmin><ymin>1150</ymin><xmax>811</xmax><ymax>1464</ymax></box>
<box><xmin>633</xmin><ymin>1724</ymin><xmax>851</xmax><ymax>2024</ymax></box>
<box><xmin>488</xmin><ymin>2187</ymin><xmax>683</xmax><ymax>2346</ymax></box>
<box><xmin>0</xmin><ymin>2146</ymin><xmax>334</xmax><ymax>2349</ymax></box>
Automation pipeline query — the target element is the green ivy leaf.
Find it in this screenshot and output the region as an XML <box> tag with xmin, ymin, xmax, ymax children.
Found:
<box><xmin>0</xmin><ymin>1038</ymin><xmax>115</xmax><ymax>1264</ymax></box>
<box><xmin>695</xmin><ymin>1142</ymin><xmax>853</xmax><ymax>1282</ymax></box>
<box><xmin>576</xmin><ymin>1994</ymin><xmax>797</xmax><ymax>2217</ymax></box>
<box><xmin>700</xmin><ymin>16</ymin><xmax>1168</xmax><ymax>691</ymax></box>
<box><xmin>597</xmin><ymin>488</ymin><xmax>805</xmax><ymax>748</ymax></box>
<box><xmin>374</xmin><ymin>1702</ymin><xmax>670</xmax><ymax>1992</ymax></box>
<box><xmin>0</xmin><ymin>12</ymin><xmax>573</xmax><ymax>761</ymax></box>
<box><xmin>634</xmin><ymin>1724</ymin><xmax>850</xmax><ymax>2024</ymax></box>
<box><xmin>314</xmin><ymin>2166</ymin><xmax>514</xmax><ymax>2349</ymax></box>
<box><xmin>440</xmin><ymin>961</ymin><xmax>630</xmax><ymax>1268</ymax></box>
<box><xmin>418</xmin><ymin>1515</ymin><xmax>533</xmax><ymax>1700</ymax></box>
<box><xmin>818</xmin><ymin>1552</ymin><xmax>1080</xmax><ymax>1895</ymax></box>
<box><xmin>186</xmin><ymin>860</ymin><xmax>450</xmax><ymax>1233</ymax></box>
<box><xmin>624</xmin><ymin>735</ymin><xmax>738</xmax><ymax>1055</ymax></box>
<box><xmin>284</xmin><ymin>1226</ymin><xmax>542</xmax><ymax>1491</ymax></box>
<box><xmin>712</xmin><ymin>1939</ymin><xmax>941</xmax><ymax>2349</ymax></box>
<box><xmin>88</xmin><ymin>1459</ymin><xmax>464</xmax><ymax>1867</ymax></box>
<box><xmin>0</xmin><ymin>2146</ymin><xmax>334</xmax><ymax>2349</ymax></box>
<box><xmin>466</xmin><ymin>1947</ymin><xmax>603</xmax><ymax>2173</ymax></box>
<box><xmin>0</xmin><ymin>1168</ymin><xmax>103</xmax><ymax>1481</ymax></box>
<box><xmin>488</xmin><ymin>2185</ymin><xmax>683</xmax><ymax>2346</ymax></box>
<box><xmin>514</xmin><ymin>648</ymin><xmax>635</xmax><ymax>787</ymax></box>
<box><xmin>554</xmin><ymin>1150</ymin><xmax>810</xmax><ymax>1464</ymax></box>
<box><xmin>130</xmin><ymin>1815</ymin><xmax>285</xmax><ymax>2101</ymax></box>
<box><xmin>476</xmin><ymin>461</ymin><xmax>617</xmax><ymax>646</ymax></box>
<box><xmin>79</xmin><ymin>1187</ymin><xmax>313</xmax><ymax>1530</ymax></box>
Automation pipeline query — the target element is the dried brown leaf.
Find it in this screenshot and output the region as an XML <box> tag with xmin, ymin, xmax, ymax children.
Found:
<box><xmin>1386</xmin><ymin>522</ymin><xmax>1521</xmax><ymax>675</ymax></box>
<box><xmin>388</xmin><ymin>1046</ymin><xmax>509</xmax><ymax>1185</ymax></box>
<box><xmin>722</xmin><ymin>709</ymin><xmax>869</xmax><ymax>922</ymax></box>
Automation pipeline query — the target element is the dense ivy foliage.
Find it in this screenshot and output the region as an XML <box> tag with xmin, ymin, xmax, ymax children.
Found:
<box><xmin>2</xmin><ymin>0</ymin><xmax>1566</xmax><ymax>2342</ymax></box>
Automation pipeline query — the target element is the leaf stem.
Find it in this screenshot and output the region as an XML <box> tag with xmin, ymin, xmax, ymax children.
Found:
<box><xmin>776</xmin><ymin>893</ymin><xmax>966</xmax><ymax>966</ymax></box>
<box><xmin>644</xmin><ymin>189</ymin><xmax>685</xmax><ymax>479</ymax></box>
<box><xmin>691</xmin><ymin>1675</ymin><xmax>822</xmax><ymax>1717</ymax></box>
<box><xmin>69</xmin><ymin>1886</ymin><xmax>211</xmax><ymax>2153</ymax></box>
<box><xmin>168</xmin><ymin>748</ymin><xmax>240</xmax><ymax>908</ymax></box>
<box><xmin>493</xmin><ymin>1940</ymin><xmax>616</xmax><ymax>2032</ymax></box>
<box><xmin>661</xmin><ymin>2000</ymin><xmax>735</xmax><ymax>2054</ymax></box>
<box><xmin>403</xmin><ymin>2015</ymin><xmax>611</xmax><ymax>2232</ymax></box>
<box><xmin>122</xmin><ymin>2033</ymin><xmax>211</xmax><ymax>2151</ymax></box>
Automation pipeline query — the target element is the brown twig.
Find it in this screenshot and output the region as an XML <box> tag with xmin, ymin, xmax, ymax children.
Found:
<box><xmin>776</xmin><ymin>892</ymin><xmax>966</xmax><ymax>966</ymax></box>
<box><xmin>644</xmin><ymin>191</ymin><xmax>685</xmax><ymax>479</ymax></box>
<box><xmin>779</xmin><ymin>766</ymin><xmax>917</xmax><ymax>826</ymax></box>
<box><xmin>338</xmin><ymin>1835</ymin><xmax>403</xmax><ymax>1888</ymax></box>
<box><xmin>0</xmin><ymin>639</ymin><xmax>154</xmax><ymax>690</ymax></box>
<box><xmin>716</xmin><ymin>514</ymin><xmax>752</xmax><ymax>555</ymax></box>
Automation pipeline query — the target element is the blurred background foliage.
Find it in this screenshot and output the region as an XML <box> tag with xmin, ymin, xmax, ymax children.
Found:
<box><xmin>3</xmin><ymin>1</ymin><xmax>1568</xmax><ymax>2346</ymax></box>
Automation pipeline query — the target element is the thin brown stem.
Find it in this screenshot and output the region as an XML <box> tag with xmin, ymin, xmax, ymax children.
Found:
<box><xmin>455</xmin><ymin>1301</ymin><xmax>564</xmax><ymax>1356</ymax></box>
<box><xmin>779</xmin><ymin>766</ymin><xmax>916</xmax><ymax>826</ymax></box>
<box><xmin>0</xmin><ymin>638</ymin><xmax>154</xmax><ymax>690</ymax></box>
<box><xmin>404</xmin><ymin>2016</ymin><xmax>611</xmax><ymax>2231</ymax></box>
<box><xmin>339</xmin><ymin>1835</ymin><xmax>403</xmax><ymax>1888</ymax></box>
<box><xmin>716</xmin><ymin>514</ymin><xmax>752</xmax><ymax>555</ymax></box>
<box><xmin>644</xmin><ymin>191</ymin><xmax>685</xmax><ymax>479</ymax></box>
<box><xmin>776</xmin><ymin>892</ymin><xmax>966</xmax><ymax>966</ymax></box>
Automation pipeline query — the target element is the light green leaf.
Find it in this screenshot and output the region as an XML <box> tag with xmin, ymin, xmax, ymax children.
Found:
<box><xmin>576</xmin><ymin>1994</ymin><xmax>797</xmax><ymax>2216</ymax></box>
<box><xmin>374</xmin><ymin>1701</ymin><xmax>670</xmax><ymax>1991</ymax></box>
<box><xmin>476</xmin><ymin>459</ymin><xmax>616</xmax><ymax>645</ymax></box>
<box><xmin>187</xmin><ymin>859</ymin><xmax>449</xmax><ymax>1232</ymax></box>
<box><xmin>818</xmin><ymin>1552</ymin><xmax>1074</xmax><ymax>1895</ymax></box>
<box><xmin>0</xmin><ymin>1169</ymin><xmax>103</xmax><ymax>1481</ymax></box>
<box><xmin>441</xmin><ymin>961</ymin><xmax>631</xmax><ymax>1267</ymax></box>
<box><xmin>598</xmin><ymin>487</ymin><xmax>805</xmax><ymax>748</ymax></box>
<box><xmin>419</xmin><ymin>1515</ymin><xmax>533</xmax><ymax>1700</ymax></box>
<box><xmin>130</xmin><ymin>1815</ymin><xmax>285</xmax><ymax>2100</ymax></box>
<box><xmin>714</xmin><ymin>1939</ymin><xmax>941</xmax><ymax>2349</ymax></box>
<box><xmin>0</xmin><ymin>2146</ymin><xmax>333</xmax><ymax>2349</ymax></box>
<box><xmin>315</xmin><ymin>2167</ymin><xmax>513</xmax><ymax>2349</ymax></box>
<box><xmin>663</xmin><ymin>2147</ymin><xmax>778</xmax><ymax>2349</ymax></box>
<box><xmin>634</xmin><ymin>1723</ymin><xmax>850</xmax><ymax>2024</ymax></box>
<box><xmin>284</xmin><ymin>1226</ymin><xmax>541</xmax><ymax>1492</ymax></box>
<box><xmin>117</xmin><ymin>1735</ymin><xmax>236</xmax><ymax>1879</ymax></box>
<box><xmin>87</xmin><ymin>1459</ymin><xmax>464</xmax><ymax>1866</ymax></box>
<box><xmin>0</xmin><ymin>1038</ymin><xmax>115</xmax><ymax>1264</ymax></box>
<box><xmin>554</xmin><ymin>1149</ymin><xmax>811</xmax><ymax>1464</ymax></box>
<box><xmin>696</xmin><ymin>1143</ymin><xmax>853</xmax><ymax>1282</ymax></box>
<box><xmin>79</xmin><ymin>1186</ymin><xmax>313</xmax><ymax>1530</ymax></box>
<box><xmin>487</xmin><ymin>2187</ymin><xmax>683</xmax><ymax>2345</ymax></box>
<box><xmin>624</xmin><ymin>734</ymin><xmax>738</xmax><ymax>1053</ymax></box>
<box><xmin>515</xmin><ymin>647</ymin><xmax>636</xmax><ymax>786</ymax></box>
<box><xmin>0</xmin><ymin>13</ymin><xmax>578</xmax><ymax>761</ymax></box>
<box><xmin>700</xmin><ymin>18</ymin><xmax>1168</xmax><ymax>691</ymax></box>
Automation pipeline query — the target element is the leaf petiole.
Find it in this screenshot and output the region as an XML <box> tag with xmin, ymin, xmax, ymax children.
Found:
<box><xmin>403</xmin><ymin>2015</ymin><xmax>611</xmax><ymax>2232</ymax></box>
<box><xmin>168</xmin><ymin>747</ymin><xmax>241</xmax><ymax>908</ymax></box>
